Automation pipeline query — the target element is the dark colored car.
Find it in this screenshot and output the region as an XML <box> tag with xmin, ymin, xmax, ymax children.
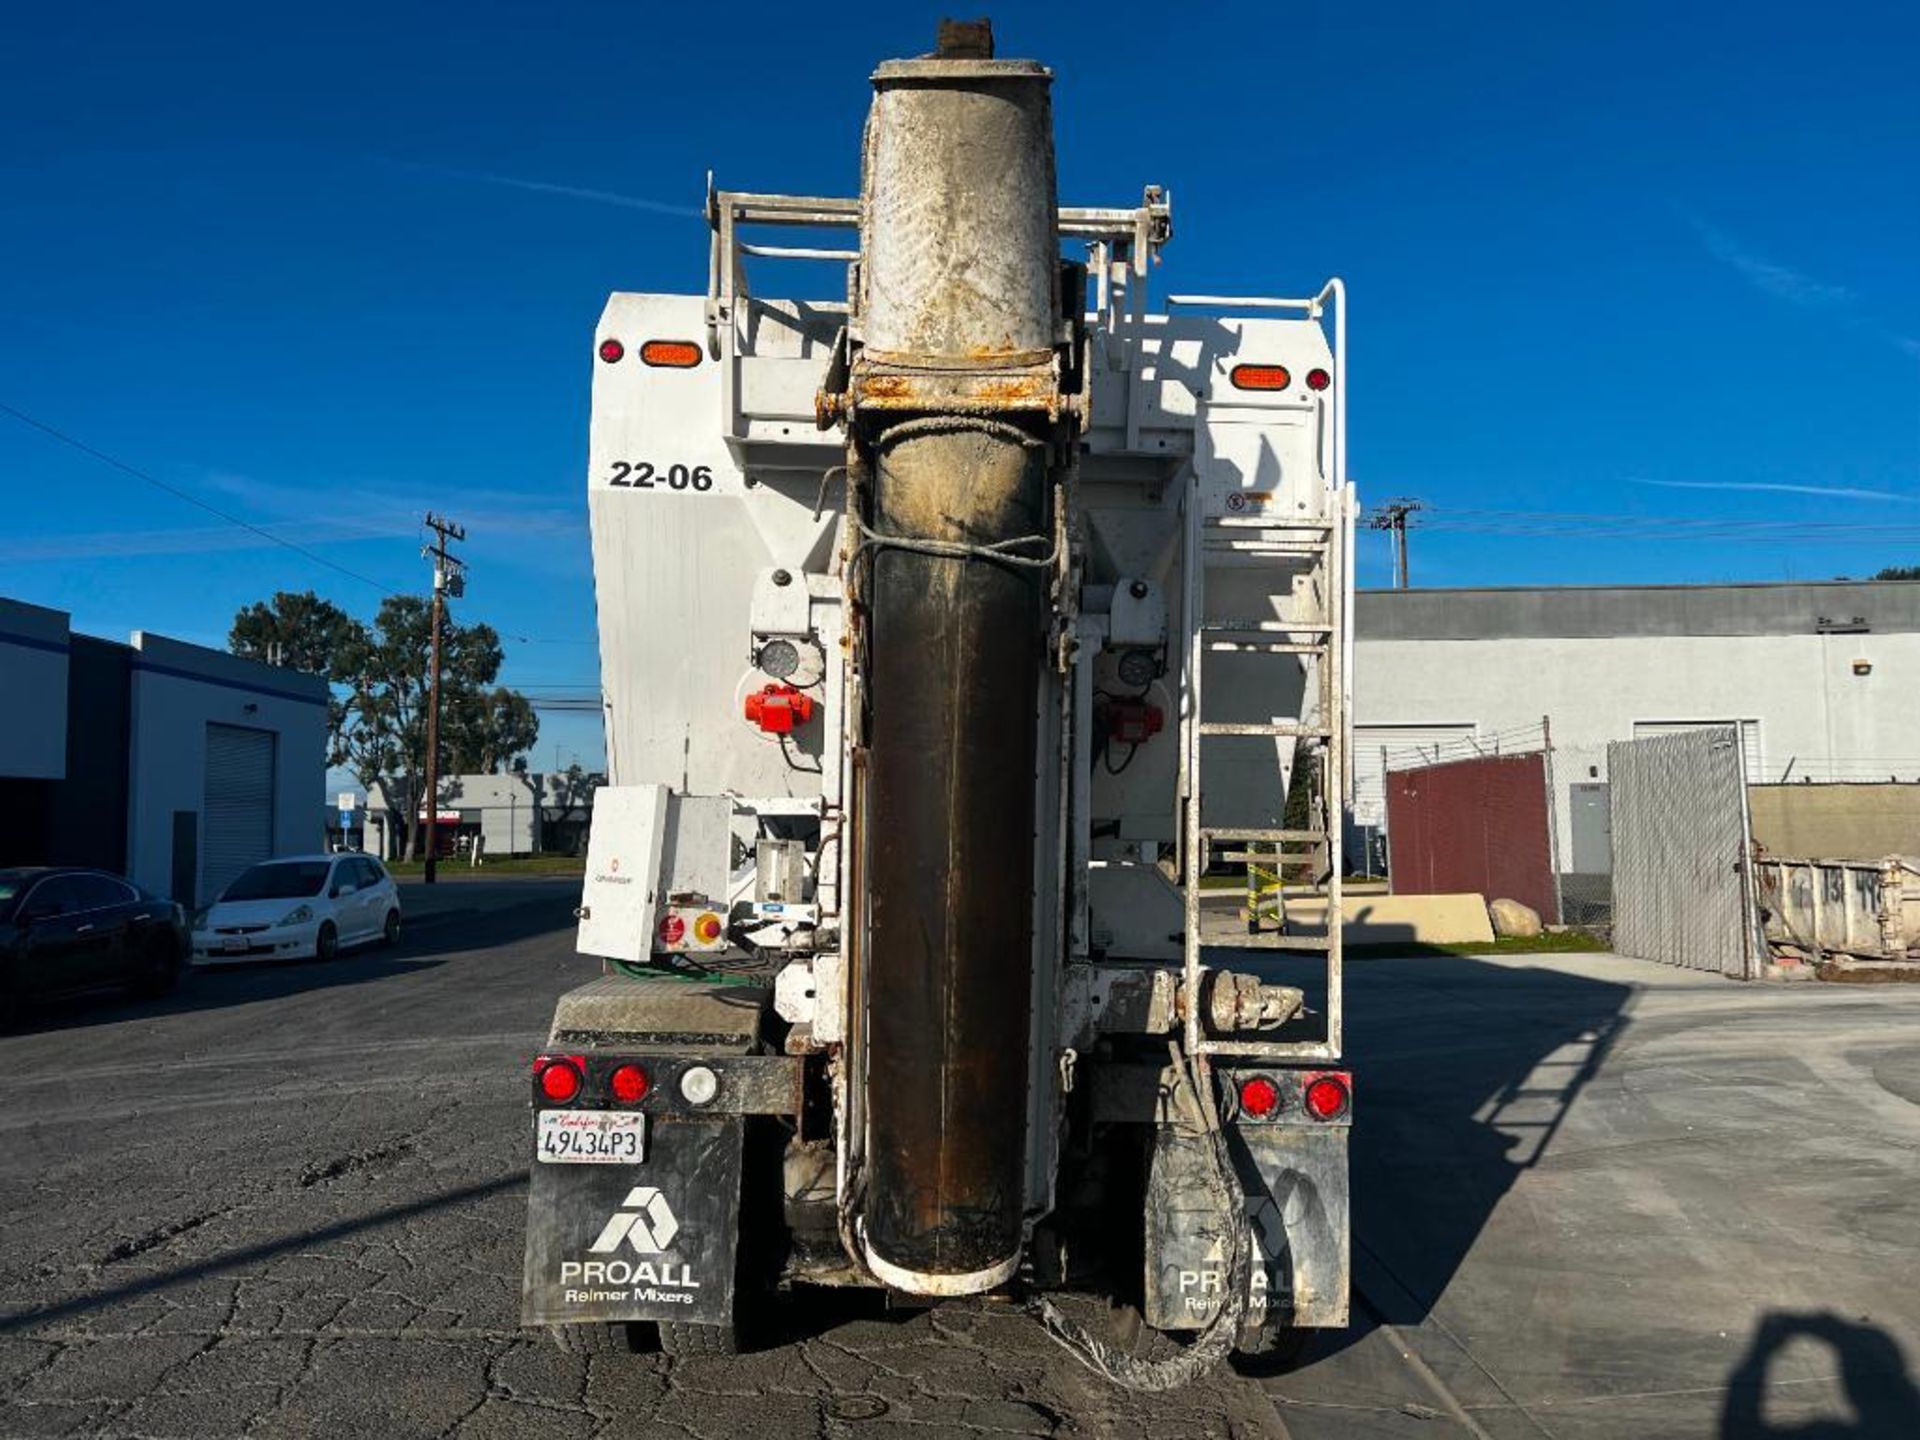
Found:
<box><xmin>0</xmin><ymin>867</ymin><xmax>189</xmax><ymax>1025</ymax></box>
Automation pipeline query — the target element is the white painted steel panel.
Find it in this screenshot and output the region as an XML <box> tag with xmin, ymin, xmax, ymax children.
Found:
<box><xmin>577</xmin><ymin>784</ymin><xmax>668</xmax><ymax>962</ymax></box>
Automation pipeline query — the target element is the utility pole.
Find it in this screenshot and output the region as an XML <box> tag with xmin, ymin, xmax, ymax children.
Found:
<box><xmin>1365</xmin><ymin>498</ymin><xmax>1424</xmax><ymax>589</ymax></box>
<box><xmin>421</xmin><ymin>513</ymin><xmax>467</xmax><ymax>884</ymax></box>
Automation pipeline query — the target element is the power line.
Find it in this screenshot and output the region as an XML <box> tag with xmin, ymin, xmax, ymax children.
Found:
<box><xmin>0</xmin><ymin>398</ymin><xmax>404</xmax><ymax>597</ymax></box>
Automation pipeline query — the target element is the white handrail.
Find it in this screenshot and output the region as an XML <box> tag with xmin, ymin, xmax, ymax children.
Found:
<box><xmin>1166</xmin><ymin>294</ymin><xmax>1318</xmax><ymax>312</ymax></box>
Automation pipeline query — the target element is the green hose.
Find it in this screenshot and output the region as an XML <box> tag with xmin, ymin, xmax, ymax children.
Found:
<box><xmin>609</xmin><ymin>957</ymin><xmax>768</xmax><ymax>988</ymax></box>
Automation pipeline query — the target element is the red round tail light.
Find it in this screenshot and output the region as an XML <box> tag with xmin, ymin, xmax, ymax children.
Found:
<box><xmin>1238</xmin><ymin>1076</ymin><xmax>1280</xmax><ymax>1119</ymax></box>
<box><xmin>537</xmin><ymin>1059</ymin><xmax>582</xmax><ymax>1103</ymax></box>
<box><xmin>610</xmin><ymin>1064</ymin><xmax>650</xmax><ymax>1104</ymax></box>
<box><xmin>1304</xmin><ymin>1074</ymin><xmax>1350</xmax><ymax>1120</ymax></box>
<box><xmin>658</xmin><ymin>913</ymin><xmax>686</xmax><ymax>946</ymax></box>
<box><xmin>598</xmin><ymin>338</ymin><xmax>625</xmax><ymax>364</ymax></box>
<box><xmin>1305</xmin><ymin>367</ymin><xmax>1331</xmax><ymax>392</ymax></box>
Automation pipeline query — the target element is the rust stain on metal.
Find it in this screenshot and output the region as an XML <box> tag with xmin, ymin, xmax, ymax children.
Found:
<box><xmin>973</xmin><ymin>375</ymin><xmax>1052</xmax><ymax>404</ymax></box>
<box><xmin>860</xmin><ymin>375</ymin><xmax>917</xmax><ymax>402</ymax></box>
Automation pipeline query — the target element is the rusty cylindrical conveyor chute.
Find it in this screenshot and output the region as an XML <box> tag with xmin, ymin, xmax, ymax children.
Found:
<box><xmin>849</xmin><ymin>44</ymin><xmax>1065</xmax><ymax>1295</ymax></box>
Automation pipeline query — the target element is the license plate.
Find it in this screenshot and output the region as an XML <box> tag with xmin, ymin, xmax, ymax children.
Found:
<box><xmin>537</xmin><ymin>1110</ymin><xmax>647</xmax><ymax>1165</ymax></box>
<box><xmin>221</xmin><ymin>937</ymin><xmax>249</xmax><ymax>953</ymax></box>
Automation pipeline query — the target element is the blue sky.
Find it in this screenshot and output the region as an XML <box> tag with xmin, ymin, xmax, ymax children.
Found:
<box><xmin>5</xmin><ymin>2</ymin><xmax>1918</xmax><ymax>778</ymax></box>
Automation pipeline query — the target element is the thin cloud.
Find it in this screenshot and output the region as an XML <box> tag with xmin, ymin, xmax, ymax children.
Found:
<box><xmin>0</xmin><ymin>517</ymin><xmax>407</xmax><ymax>563</ymax></box>
<box><xmin>203</xmin><ymin>471</ymin><xmax>586</xmax><ymax>536</ymax></box>
<box><xmin>388</xmin><ymin>158</ymin><xmax>701</xmax><ymax>218</ymax></box>
<box><xmin>1631</xmin><ymin>478</ymin><xmax>1914</xmax><ymax>504</ymax></box>
<box><xmin>1690</xmin><ymin>218</ymin><xmax>1853</xmax><ymax>309</ymax></box>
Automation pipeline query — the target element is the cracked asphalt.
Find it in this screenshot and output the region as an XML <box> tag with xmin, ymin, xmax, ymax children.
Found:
<box><xmin>0</xmin><ymin>879</ymin><xmax>1283</xmax><ymax>1440</ymax></box>
<box><xmin>5</xmin><ymin>879</ymin><xmax>1920</xmax><ymax>1439</ymax></box>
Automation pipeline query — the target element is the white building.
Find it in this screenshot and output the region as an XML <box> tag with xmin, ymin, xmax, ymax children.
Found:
<box><xmin>365</xmin><ymin>771</ymin><xmax>598</xmax><ymax>861</ymax></box>
<box><xmin>0</xmin><ymin>596</ymin><xmax>329</xmax><ymax>905</ymax></box>
<box><xmin>1353</xmin><ymin>580</ymin><xmax>1920</xmax><ymax>876</ymax></box>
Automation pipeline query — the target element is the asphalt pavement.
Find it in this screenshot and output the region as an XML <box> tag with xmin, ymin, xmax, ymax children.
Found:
<box><xmin>1</xmin><ymin>881</ymin><xmax>1916</xmax><ymax>1438</ymax></box>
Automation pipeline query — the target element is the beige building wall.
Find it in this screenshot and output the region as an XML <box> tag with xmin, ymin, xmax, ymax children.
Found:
<box><xmin>1748</xmin><ymin>784</ymin><xmax>1920</xmax><ymax>859</ymax></box>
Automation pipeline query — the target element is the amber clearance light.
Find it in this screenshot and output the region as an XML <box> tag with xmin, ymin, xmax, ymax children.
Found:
<box><xmin>640</xmin><ymin>340</ymin><xmax>702</xmax><ymax>369</ymax></box>
<box><xmin>1229</xmin><ymin>364</ymin><xmax>1291</xmax><ymax>391</ymax></box>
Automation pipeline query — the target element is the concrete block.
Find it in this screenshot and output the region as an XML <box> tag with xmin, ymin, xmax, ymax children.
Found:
<box><xmin>1284</xmin><ymin>893</ymin><xmax>1496</xmax><ymax>944</ymax></box>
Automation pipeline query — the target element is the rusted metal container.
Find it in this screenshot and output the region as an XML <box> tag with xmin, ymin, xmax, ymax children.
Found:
<box><xmin>853</xmin><ymin>44</ymin><xmax>1061</xmax><ymax>1295</ymax></box>
<box><xmin>1754</xmin><ymin>854</ymin><xmax>1920</xmax><ymax>964</ymax></box>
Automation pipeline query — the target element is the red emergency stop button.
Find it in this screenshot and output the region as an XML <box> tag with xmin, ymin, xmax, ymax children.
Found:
<box><xmin>745</xmin><ymin>683</ymin><xmax>815</xmax><ymax>734</ymax></box>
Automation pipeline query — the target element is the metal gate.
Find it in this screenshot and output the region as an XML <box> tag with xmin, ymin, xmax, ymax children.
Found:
<box><xmin>1608</xmin><ymin>727</ymin><xmax>1759</xmax><ymax>978</ymax></box>
<box><xmin>202</xmin><ymin>723</ymin><xmax>276</xmax><ymax>902</ymax></box>
<box><xmin>1385</xmin><ymin>752</ymin><xmax>1558</xmax><ymax>923</ymax></box>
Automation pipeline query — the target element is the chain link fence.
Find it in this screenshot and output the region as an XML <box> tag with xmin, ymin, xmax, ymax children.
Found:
<box><xmin>1608</xmin><ymin>727</ymin><xmax>1762</xmax><ymax>978</ymax></box>
<box><xmin>1373</xmin><ymin>722</ymin><xmax>1619</xmax><ymax>934</ymax></box>
<box><xmin>1379</xmin><ymin>723</ymin><xmax>1561</xmax><ymax>927</ymax></box>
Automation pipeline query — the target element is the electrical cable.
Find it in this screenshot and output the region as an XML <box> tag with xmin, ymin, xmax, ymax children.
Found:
<box><xmin>849</xmin><ymin>415</ymin><xmax>1059</xmax><ymax>574</ymax></box>
<box><xmin>1026</xmin><ymin>1041</ymin><xmax>1251</xmax><ymax>1390</ymax></box>
<box><xmin>0</xmin><ymin>398</ymin><xmax>404</xmax><ymax>596</ymax></box>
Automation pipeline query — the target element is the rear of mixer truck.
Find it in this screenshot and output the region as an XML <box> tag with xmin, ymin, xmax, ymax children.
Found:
<box><xmin>520</xmin><ymin>21</ymin><xmax>1356</xmax><ymax>1383</ymax></box>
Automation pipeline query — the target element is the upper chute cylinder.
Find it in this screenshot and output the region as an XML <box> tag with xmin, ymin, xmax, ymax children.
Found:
<box><xmin>854</xmin><ymin>49</ymin><xmax>1059</xmax><ymax>1294</ymax></box>
<box><xmin>860</xmin><ymin>57</ymin><xmax>1058</xmax><ymax>361</ymax></box>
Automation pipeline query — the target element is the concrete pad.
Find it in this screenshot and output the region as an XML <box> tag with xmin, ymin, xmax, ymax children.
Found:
<box><xmin>1268</xmin><ymin>950</ymin><xmax>1920</xmax><ymax>1438</ymax></box>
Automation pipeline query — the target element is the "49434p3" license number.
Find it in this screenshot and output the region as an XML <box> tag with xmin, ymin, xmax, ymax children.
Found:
<box><xmin>537</xmin><ymin>1109</ymin><xmax>647</xmax><ymax>1165</ymax></box>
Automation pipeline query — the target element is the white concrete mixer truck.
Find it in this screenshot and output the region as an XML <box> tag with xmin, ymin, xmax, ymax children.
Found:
<box><xmin>521</xmin><ymin>19</ymin><xmax>1355</xmax><ymax>1384</ymax></box>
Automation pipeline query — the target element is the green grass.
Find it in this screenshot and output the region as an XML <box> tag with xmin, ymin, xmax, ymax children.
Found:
<box><xmin>1345</xmin><ymin>930</ymin><xmax>1611</xmax><ymax>959</ymax></box>
<box><xmin>385</xmin><ymin>854</ymin><xmax>586</xmax><ymax>877</ymax></box>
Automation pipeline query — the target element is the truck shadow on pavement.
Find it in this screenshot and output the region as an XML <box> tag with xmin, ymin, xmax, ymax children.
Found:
<box><xmin>1241</xmin><ymin>951</ymin><xmax>1633</xmax><ymax>1377</ymax></box>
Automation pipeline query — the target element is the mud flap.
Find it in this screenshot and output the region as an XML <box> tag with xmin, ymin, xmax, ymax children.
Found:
<box><xmin>1144</xmin><ymin>1120</ymin><xmax>1349</xmax><ymax>1331</ymax></box>
<box><xmin>521</xmin><ymin>1114</ymin><xmax>743</xmax><ymax>1327</ymax></box>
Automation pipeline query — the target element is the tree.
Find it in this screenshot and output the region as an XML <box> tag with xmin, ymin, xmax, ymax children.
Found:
<box><xmin>332</xmin><ymin>595</ymin><xmax>540</xmax><ymax>858</ymax></box>
<box><xmin>228</xmin><ymin>590</ymin><xmax>368</xmax><ymax>761</ymax></box>
<box><xmin>232</xmin><ymin>590</ymin><xmax>541</xmax><ymax>858</ymax></box>
<box><xmin>447</xmin><ymin>687</ymin><xmax>540</xmax><ymax>774</ymax></box>
<box><xmin>1873</xmin><ymin>566</ymin><xmax>1920</xmax><ymax>581</ymax></box>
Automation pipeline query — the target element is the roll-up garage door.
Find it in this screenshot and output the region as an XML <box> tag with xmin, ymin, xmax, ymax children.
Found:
<box><xmin>202</xmin><ymin>723</ymin><xmax>277</xmax><ymax>901</ymax></box>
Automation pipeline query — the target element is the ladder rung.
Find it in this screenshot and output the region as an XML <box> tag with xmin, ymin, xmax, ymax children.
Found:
<box><xmin>1202</xmin><ymin>640</ymin><xmax>1327</xmax><ymax>654</ymax></box>
<box><xmin>1196</xmin><ymin>1038</ymin><xmax>1341</xmax><ymax>1060</ymax></box>
<box><xmin>1203</xmin><ymin>546</ymin><xmax>1327</xmax><ymax>559</ymax></box>
<box><xmin>1201</xmin><ymin>827</ymin><xmax>1326</xmax><ymax>843</ymax></box>
<box><xmin>1199</xmin><ymin>620</ymin><xmax>1333</xmax><ymax>635</ymax></box>
<box><xmin>1204</xmin><ymin>517</ymin><xmax>1335</xmax><ymax>531</ymax></box>
<box><xmin>1198</xmin><ymin>722</ymin><xmax>1332</xmax><ymax>738</ymax></box>
<box><xmin>1207</xmin><ymin>934</ymin><xmax>1335</xmax><ymax>952</ymax></box>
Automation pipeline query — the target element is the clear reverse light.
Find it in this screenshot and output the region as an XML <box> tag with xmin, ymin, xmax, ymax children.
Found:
<box><xmin>679</xmin><ymin>1065</ymin><xmax>719</xmax><ymax>1106</ymax></box>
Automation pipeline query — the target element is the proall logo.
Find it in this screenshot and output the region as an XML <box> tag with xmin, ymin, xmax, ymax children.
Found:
<box><xmin>588</xmin><ymin>1186</ymin><xmax>679</xmax><ymax>1254</ymax></box>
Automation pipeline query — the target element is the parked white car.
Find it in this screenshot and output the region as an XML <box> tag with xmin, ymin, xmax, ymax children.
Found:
<box><xmin>193</xmin><ymin>854</ymin><xmax>401</xmax><ymax>965</ymax></box>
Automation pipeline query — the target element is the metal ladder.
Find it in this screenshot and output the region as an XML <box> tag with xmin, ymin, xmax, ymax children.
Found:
<box><xmin>1178</xmin><ymin>501</ymin><xmax>1345</xmax><ymax>1064</ymax></box>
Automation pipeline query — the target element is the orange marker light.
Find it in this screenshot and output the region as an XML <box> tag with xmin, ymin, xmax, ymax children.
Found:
<box><xmin>640</xmin><ymin>340</ymin><xmax>702</xmax><ymax>368</ymax></box>
<box><xmin>1229</xmin><ymin>364</ymin><xmax>1292</xmax><ymax>391</ymax></box>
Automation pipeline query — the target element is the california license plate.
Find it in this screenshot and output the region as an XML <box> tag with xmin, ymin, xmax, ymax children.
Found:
<box><xmin>537</xmin><ymin>1109</ymin><xmax>647</xmax><ymax>1165</ymax></box>
<box><xmin>221</xmin><ymin>936</ymin><xmax>249</xmax><ymax>953</ymax></box>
